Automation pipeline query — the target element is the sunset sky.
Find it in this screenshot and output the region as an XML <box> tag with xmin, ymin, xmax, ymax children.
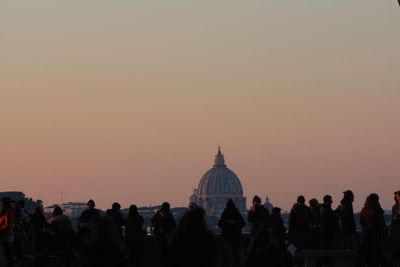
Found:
<box><xmin>1</xmin><ymin>1</ymin><xmax>399</xmax><ymax>211</ymax></box>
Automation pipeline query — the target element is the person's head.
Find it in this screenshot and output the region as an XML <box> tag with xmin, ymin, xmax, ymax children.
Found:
<box><xmin>226</xmin><ymin>199</ymin><xmax>236</xmax><ymax>209</ymax></box>
<box><xmin>394</xmin><ymin>191</ymin><xmax>400</xmax><ymax>204</ymax></box>
<box><xmin>271</xmin><ymin>207</ymin><xmax>281</xmax><ymax>217</ymax></box>
<box><xmin>128</xmin><ymin>205</ymin><xmax>139</xmax><ymax>216</ymax></box>
<box><xmin>252</xmin><ymin>195</ymin><xmax>262</xmax><ymax>206</ymax></box>
<box><xmin>368</xmin><ymin>193</ymin><xmax>380</xmax><ymax>205</ymax></box>
<box><xmin>161</xmin><ymin>202</ymin><xmax>170</xmax><ymax>213</ymax></box>
<box><xmin>309</xmin><ymin>198</ymin><xmax>319</xmax><ymax>209</ymax></box>
<box><xmin>297</xmin><ymin>195</ymin><xmax>305</xmax><ymax>204</ymax></box>
<box><xmin>52</xmin><ymin>206</ymin><xmax>63</xmax><ymax>217</ymax></box>
<box><xmin>343</xmin><ymin>190</ymin><xmax>354</xmax><ymax>203</ymax></box>
<box><xmin>112</xmin><ymin>202</ymin><xmax>121</xmax><ymax>211</ymax></box>
<box><xmin>364</xmin><ymin>193</ymin><xmax>380</xmax><ymax>210</ymax></box>
<box><xmin>265</xmin><ymin>196</ymin><xmax>269</xmax><ymax>203</ymax></box>
<box><xmin>87</xmin><ymin>199</ymin><xmax>95</xmax><ymax>209</ymax></box>
<box><xmin>323</xmin><ymin>195</ymin><xmax>333</xmax><ymax>207</ymax></box>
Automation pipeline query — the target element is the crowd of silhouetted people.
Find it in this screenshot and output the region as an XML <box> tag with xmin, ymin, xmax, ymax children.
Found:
<box><xmin>1</xmin><ymin>190</ymin><xmax>400</xmax><ymax>267</ymax></box>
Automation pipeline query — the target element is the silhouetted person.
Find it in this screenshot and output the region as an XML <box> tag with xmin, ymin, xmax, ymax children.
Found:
<box><xmin>29</xmin><ymin>206</ymin><xmax>47</xmax><ymax>233</ymax></box>
<box><xmin>78</xmin><ymin>216</ymin><xmax>129</xmax><ymax>267</ymax></box>
<box><xmin>168</xmin><ymin>207</ymin><xmax>231</xmax><ymax>267</ymax></box>
<box><xmin>319</xmin><ymin>195</ymin><xmax>339</xmax><ymax>249</ymax></box>
<box><xmin>337</xmin><ymin>190</ymin><xmax>356</xmax><ymax>250</ymax></box>
<box><xmin>151</xmin><ymin>202</ymin><xmax>176</xmax><ymax>267</ymax></box>
<box><xmin>106</xmin><ymin>202</ymin><xmax>124</xmax><ymax>237</ymax></box>
<box><xmin>218</xmin><ymin>199</ymin><xmax>245</xmax><ymax>249</ymax></box>
<box><xmin>17</xmin><ymin>199</ymin><xmax>28</xmax><ymax>223</ymax></box>
<box><xmin>78</xmin><ymin>199</ymin><xmax>101</xmax><ymax>246</ymax></box>
<box><xmin>270</xmin><ymin>207</ymin><xmax>286</xmax><ymax>250</ymax></box>
<box><xmin>218</xmin><ymin>199</ymin><xmax>245</xmax><ymax>267</ymax></box>
<box><xmin>124</xmin><ymin>205</ymin><xmax>144</xmax><ymax>267</ymax></box>
<box><xmin>48</xmin><ymin>206</ymin><xmax>72</xmax><ymax>230</ymax></box>
<box><xmin>245</xmin><ymin>226</ymin><xmax>283</xmax><ymax>267</ymax></box>
<box><xmin>48</xmin><ymin>206</ymin><xmax>75</xmax><ymax>266</ymax></box>
<box><xmin>393</xmin><ymin>191</ymin><xmax>400</xmax><ymax>223</ymax></box>
<box><xmin>359</xmin><ymin>193</ymin><xmax>386</xmax><ymax>267</ymax></box>
<box><xmin>0</xmin><ymin>197</ymin><xmax>16</xmax><ymax>267</ymax></box>
<box><xmin>391</xmin><ymin>191</ymin><xmax>400</xmax><ymax>266</ymax></box>
<box><xmin>308</xmin><ymin>198</ymin><xmax>321</xmax><ymax>249</ymax></box>
<box><xmin>288</xmin><ymin>195</ymin><xmax>312</xmax><ymax>251</ymax></box>
<box><xmin>248</xmin><ymin>195</ymin><xmax>270</xmax><ymax>238</ymax></box>
<box><xmin>13</xmin><ymin>199</ymin><xmax>30</xmax><ymax>260</ymax></box>
<box><xmin>29</xmin><ymin>206</ymin><xmax>51</xmax><ymax>267</ymax></box>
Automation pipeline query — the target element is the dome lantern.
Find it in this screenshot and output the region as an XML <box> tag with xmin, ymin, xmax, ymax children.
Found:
<box><xmin>213</xmin><ymin>146</ymin><xmax>226</xmax><ymax>167</ymax></box>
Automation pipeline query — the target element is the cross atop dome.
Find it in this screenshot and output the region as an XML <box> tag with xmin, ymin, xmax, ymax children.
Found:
<box><xmin>214</xmin><ymin>146</ymin><xmax>226</xmax><ymax>167</ymax></box>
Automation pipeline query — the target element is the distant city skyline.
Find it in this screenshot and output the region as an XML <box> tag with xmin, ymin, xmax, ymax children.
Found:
<box><xmin>1</xmin><ymin>1</ymin><xmax>399</xmax><ymax>212</ymax></box>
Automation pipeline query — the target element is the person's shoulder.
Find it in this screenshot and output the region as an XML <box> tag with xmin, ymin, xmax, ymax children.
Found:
<box><xmin>290</xmin><ymin>203</ymin><xmax>298</xmax><ymax>212</ymax></box>
<box><xmin>80</xmin><ymin>209</ymin><xmax>89</xmax><ymax>215</ymax></box>
<box><xmin>106</xmin><ymin>209</ymin><xmax>113</xmax><ymax>215</ymax></box>
<box><xmin>92</xmin><ymin>208</ymin><xmax>102</xmax><ymax>216</ymax></box>
<box><xmin>151</xmin><ymin>212</ymin><xmax>159</xmax><ymax>220</ymax></box>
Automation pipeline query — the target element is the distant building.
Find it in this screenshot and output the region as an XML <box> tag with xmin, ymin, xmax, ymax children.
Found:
<box><xmin>190</xmin><ymin>147</ymin><xmax>246</xmax><ymax>217</ymax></box>
<box><xmin>44</xmin><ymin>202</ymin><xmax>87</xmax><ymax>219</ymax></box>
<box><xmin>264</xmin><ymin>196</ymin><xmax>274</xmax><ymax>213</ymax></box>
<box><xmin>0</xmin><ymin>191</ymin><xmax>42</xmax><ymax>214</ymax></box>
<box><xmin>60</xmin><ymin>202</ymin><xmax>87</xmax><ymax>218</ymax></box>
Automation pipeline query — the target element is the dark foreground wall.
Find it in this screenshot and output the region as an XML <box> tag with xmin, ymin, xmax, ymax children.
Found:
<box><xmin>0</xmin><ymin>234</ymin><xmax>396</xmax><ymax>267</ymax></box>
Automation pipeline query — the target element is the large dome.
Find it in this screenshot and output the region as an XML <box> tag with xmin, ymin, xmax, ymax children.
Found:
<box><xmin>197</xmin><ymin>147</ymin><xmax>243</xmax><ymax>197</ymax></box>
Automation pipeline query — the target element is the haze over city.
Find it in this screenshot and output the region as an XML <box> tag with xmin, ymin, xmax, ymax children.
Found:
<box><xmin>1</xmin><ymin>1</ymin><xmax>399</xmax><ymax>211</ymax></box>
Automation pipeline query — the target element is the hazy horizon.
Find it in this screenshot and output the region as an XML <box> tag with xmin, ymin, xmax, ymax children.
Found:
<box><xmin>1</xmin><ymin>1</ymin><xmax>399</xmax><ymax>211</ymax></box>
